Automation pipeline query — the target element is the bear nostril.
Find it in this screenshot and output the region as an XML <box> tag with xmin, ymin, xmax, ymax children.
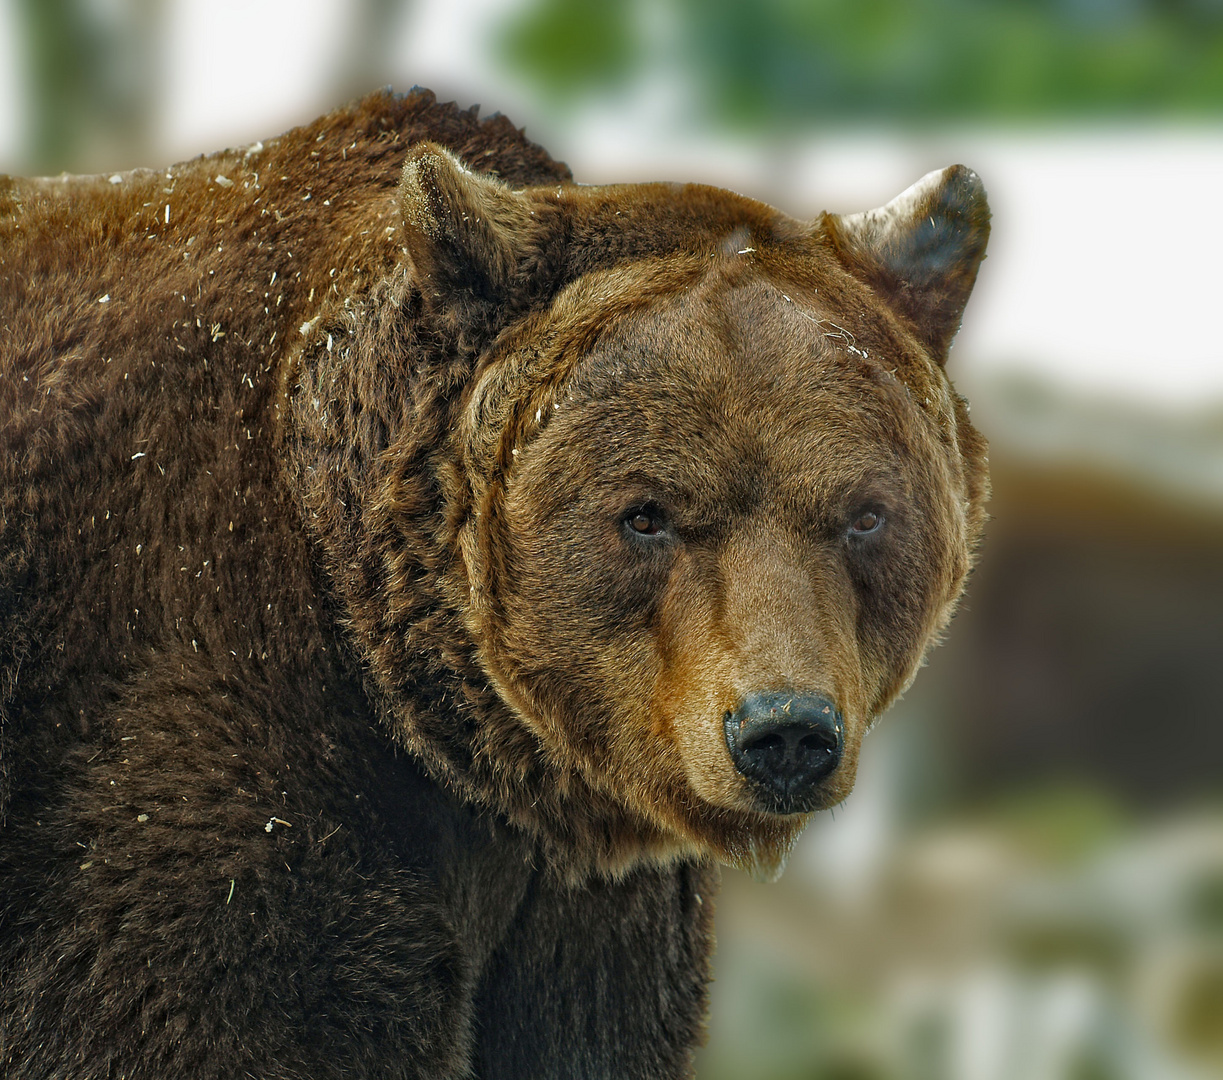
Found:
<box><xmin>748</xmin><ymin>732</ymin><xmax>785</xmax><ymax>754</ymax></box>
<box><xmin>724</xmin><ymin>692</ymin><xmax>844</xmax><ymax>814</ymax></box>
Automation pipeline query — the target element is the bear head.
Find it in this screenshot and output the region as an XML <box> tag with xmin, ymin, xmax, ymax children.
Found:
<box><xmin>290</xmin><ymin>144</ymin><xmax>990</xmax><ymax>881</ymax></box>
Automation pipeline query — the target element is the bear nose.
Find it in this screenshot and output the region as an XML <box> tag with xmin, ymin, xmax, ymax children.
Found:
<box><xmin>723</xmin><ymin>691</ymin><xmax>844</xmax><ymax>814</ymax></box>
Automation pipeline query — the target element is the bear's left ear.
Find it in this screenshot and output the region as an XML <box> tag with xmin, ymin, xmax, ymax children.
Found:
<box><xmin>823</xmin><ymin>165</ymin><xmax>989</xmax><ymax>365</ymax></box>
<box><xmin>399</xmin><ymin>142</ymin><xmax>546</xmax><ymax>303</ymax></box>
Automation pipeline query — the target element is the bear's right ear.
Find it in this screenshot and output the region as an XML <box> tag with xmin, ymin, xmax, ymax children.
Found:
<box><xmin>399</xmin><ymin>143</ymin><xmax>545</xmax><ymax>303</ymax></box>
<box><xmin>823</xmin><ymin>165</ymin><xmax>990</xmax><ymax>365</ymax></box>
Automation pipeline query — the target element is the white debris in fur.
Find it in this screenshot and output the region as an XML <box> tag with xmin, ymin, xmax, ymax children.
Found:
<box><xmin>780</xmin><ymin>293</ymin><xmax>863</xmax><ymax>355</ymax></box>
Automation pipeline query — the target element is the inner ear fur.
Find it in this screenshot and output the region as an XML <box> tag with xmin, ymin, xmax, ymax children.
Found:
<box><xmin>399</xmin><ymin>142</ymin><xmax>547</xmax><ymax>302</ymax></box>
<box><xmin>823</xmin><ymin>165</ymin><xmax>990</xmax><ymax>364</ymax></box>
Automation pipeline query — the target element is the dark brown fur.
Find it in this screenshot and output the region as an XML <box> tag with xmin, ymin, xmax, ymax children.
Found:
<box><xmin>0</xmin><ymin>89</ymin><xmax>989</xmax><ymax>1077</ymax></box>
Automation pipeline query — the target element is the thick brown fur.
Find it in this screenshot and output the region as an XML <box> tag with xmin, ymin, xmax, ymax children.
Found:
<box><xmin>0</xmin><ymin>90</ymin><xmax>989</xmax><ymax>1078</ymax></box>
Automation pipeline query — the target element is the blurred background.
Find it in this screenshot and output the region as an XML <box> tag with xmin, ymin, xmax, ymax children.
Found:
<box><xmin>2</xmin><ymin>1</ymin><xmax>1221</xmax><ymax>1076</ymax></box>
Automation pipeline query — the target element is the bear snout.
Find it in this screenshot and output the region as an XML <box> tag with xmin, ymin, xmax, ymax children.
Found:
<box><xmin>722</xmin><ymin>691</ymin><xmax>844</xmax><ymax>814</ymax></box>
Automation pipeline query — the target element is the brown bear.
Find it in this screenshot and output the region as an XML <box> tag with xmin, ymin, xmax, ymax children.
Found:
<box><xmin>0</xmin><ymin>89</ymin><xmax>989</xmax><ymax>1078</ymax></box>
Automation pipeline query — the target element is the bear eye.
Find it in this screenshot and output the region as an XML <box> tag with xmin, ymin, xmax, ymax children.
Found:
<box><xmin>848</xmin><ymin>509</ymin><xmax>884</xmax><ymax>537</ymax></box>
<box><xmin>624</xmin><ymin>506</ymin><xmax>665</xmax><ymax>537</ymax></box>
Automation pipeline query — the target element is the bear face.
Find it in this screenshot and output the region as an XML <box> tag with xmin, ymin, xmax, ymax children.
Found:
<box><xmin>297</xmin><ymin>143</ymin><xmax>990</xmax><ymax>881</ymax></box>
<box><xmin>475</xmin><ymin>270</ymin><xmax>975</xmax><ymax>872</ymax></box>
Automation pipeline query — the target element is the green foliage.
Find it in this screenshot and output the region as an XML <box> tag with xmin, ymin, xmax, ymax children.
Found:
<box><xmin>499</xmin><ymin>0</ymin><xmax>1223</xmax><ymax>125</ymax></box>
<box><xmin>698</xmin><ymin>940</ymin><xmax>886</xmax><ymax>1080</ymax></box>
<box><xmin>499</xmin><ymin>0</ymin><xmax>637</xmax><ymax>95</ymax></box>
<box><xmin>984</xmin><ymin>781</ymin><xmax>1131</xmax><ymax>864</ymax></box>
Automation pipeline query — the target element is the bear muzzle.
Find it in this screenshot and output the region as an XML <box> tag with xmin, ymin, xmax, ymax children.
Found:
<box><xmin>723</xmin><ymin>691</ymin><xmax>844</xmax><ymax>815</ymax></box>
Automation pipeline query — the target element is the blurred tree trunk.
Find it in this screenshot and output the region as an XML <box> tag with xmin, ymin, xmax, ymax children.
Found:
<box><xmin>13</xmin><ymin>0</ymin><xmax>412</xmax><ymax>174</ymax></box>
<box><xmin>15</xmin><ymin>0</ymin><xmax>163</xmax><ymax>174</ymax></box>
